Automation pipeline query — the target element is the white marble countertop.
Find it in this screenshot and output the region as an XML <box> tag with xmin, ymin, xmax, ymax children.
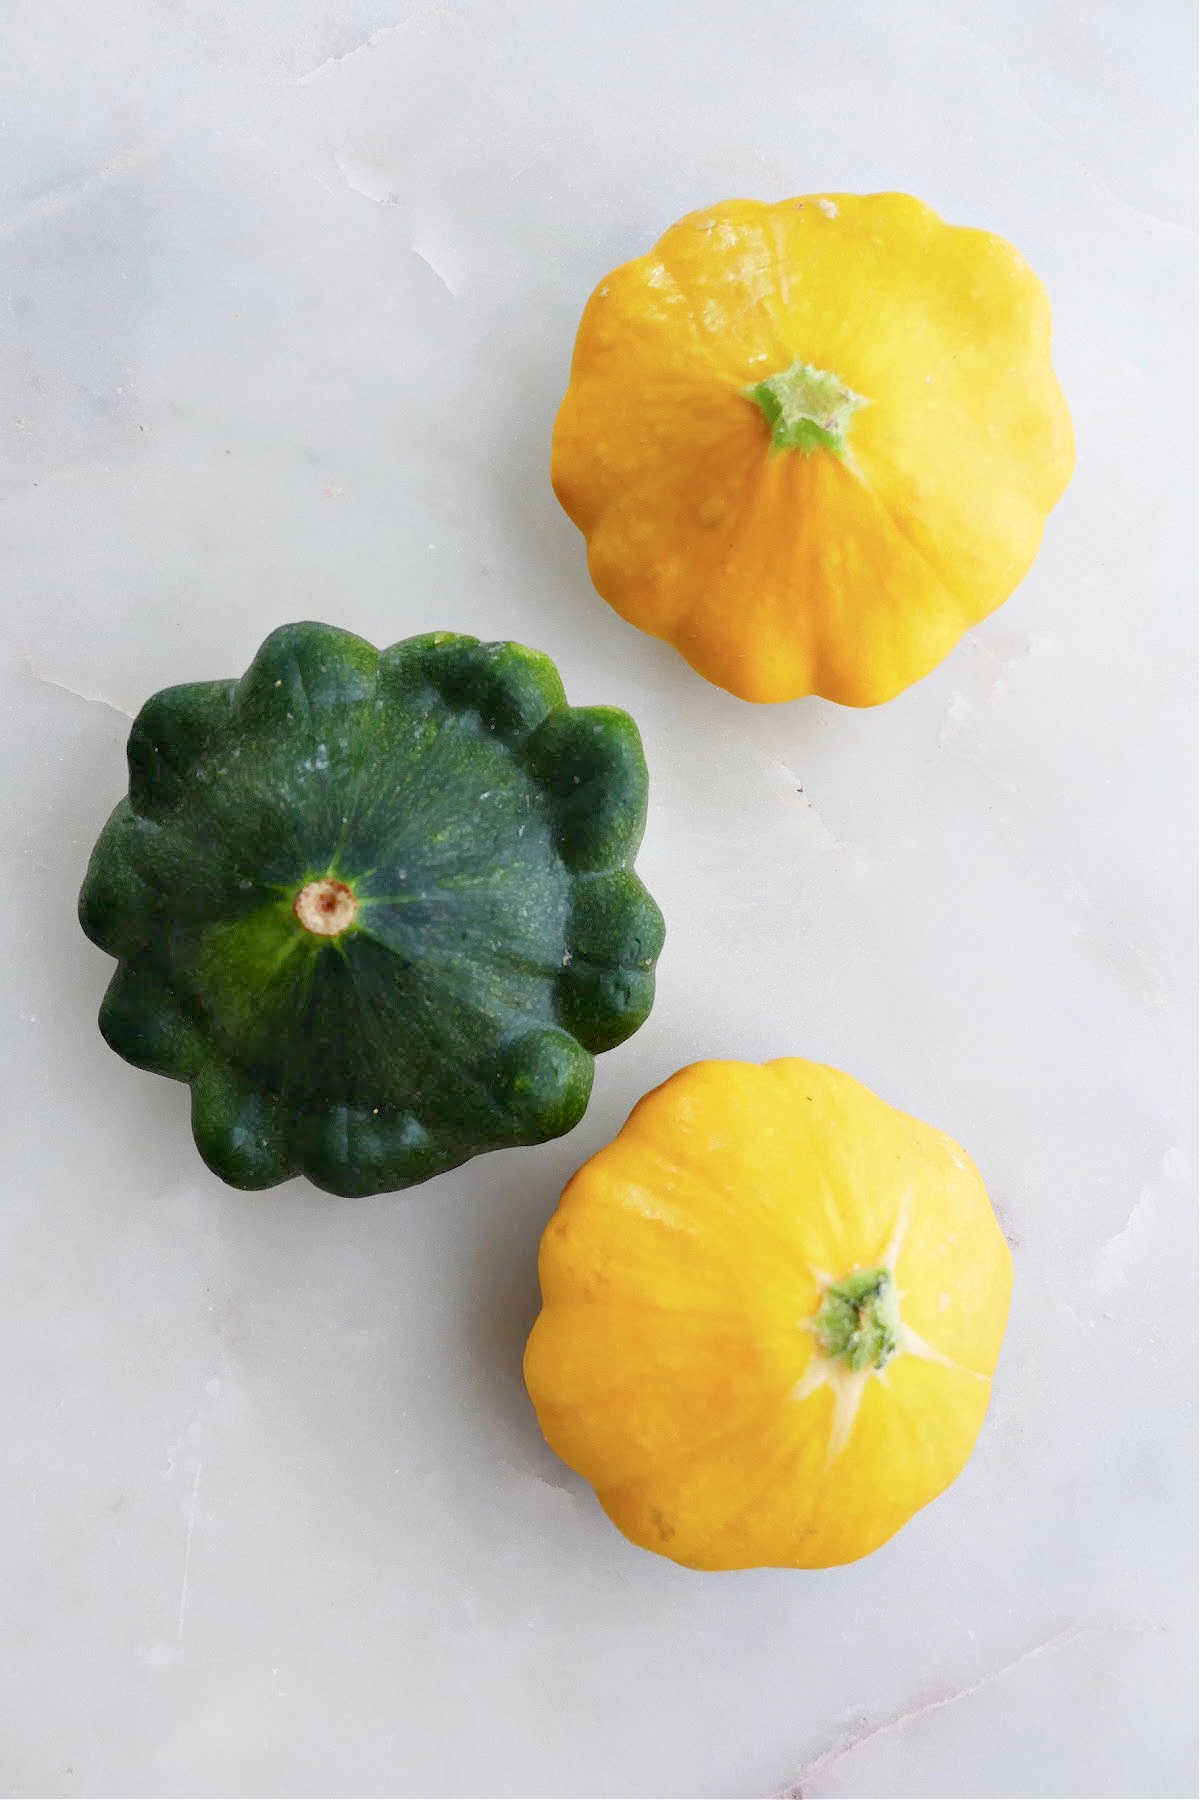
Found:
<box><xmin>3</xmin><ymin>3</ymin><xmax>1195</xmax><ymax>1795</ymax></box>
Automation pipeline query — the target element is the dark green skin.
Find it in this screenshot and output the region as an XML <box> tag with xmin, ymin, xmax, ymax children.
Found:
<box><xmin>79</xmin><ymin>622</ymin><xmax>665</xmax><ymax>1196</ymax></box>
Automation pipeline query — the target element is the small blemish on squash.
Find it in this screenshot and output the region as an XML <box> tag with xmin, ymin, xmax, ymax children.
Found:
<box><xmin>816</xmin><ymin>198</ymin><xmax>838</xmax><ymax>218</ymax></box>
<box><xmin>649</xmin><ymin>1507</ymin><xmax>676</xmax><ymax>1542</ymax></box>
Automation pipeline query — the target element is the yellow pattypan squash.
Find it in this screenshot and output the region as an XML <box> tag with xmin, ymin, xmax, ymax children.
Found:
<box><xmin>524</xmin><ymin>1059</ymin><xmax>1012</xmax><ymax>1570</ymax></box>
<box><xmin>551</xmin><ymin>193</ymin><xmax>1074</xmax><ymax>705</ymax></box>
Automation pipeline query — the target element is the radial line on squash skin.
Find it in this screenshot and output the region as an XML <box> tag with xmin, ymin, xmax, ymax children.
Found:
<box><xmin>582</xmin><ymin>1355</ymin><xmax>814</xmax><ymax>1499</ymax></box>
<box><xmin>695</xmin><ymin>425</ymin><xmax>775</xmax><ymax>580</ymax></box>
<box><xmin>720</xmin><ymin>207</ymin><xmax>797</xmax><ymax>347</ymax></box>
<box><xmin>326</xmin><ymin>735</ymin><xmax>380</xmax><ymax>875</ymax></box>
<box><xmin>536</xmin><ymin>1290</ymin><xmax>748</xmax><ymax>1330</ymax></box>
<box><xmin>791</xmin><ymin>1356</ymin><xmax>877</xmax><ymax>1465</ymax></box>
<box><xmin>791</xmin><ymin>1185</ymin><xmax>980</xmax><ymax>1463</ymax></box>
<box><xmin>896</xmin><ymin>1323</ymin><xmax>988</xmax><ymax>1378</ymax></box>
<box><xmin>570</xmin><ymin>1210</ymin><xmax>811</xmax><ymax>1316</ymax></box>
<box><xmin>629</xmin><ymin>251</ymin><xmax>708</xmax><ymax>357</ymax></box>
<box><xmin>849</xmin><ymin>446</ymin><xmax>976</xmax><ymax>621</ymax></box>
<box><xmin>618</xmin><ymin>1166</ymin><xmax>827</xmax><ymax>1296</ymax></box>
<box><xmin>654</xmin><ymin>229</ymin><xmax>787</xmax><ymax>386</ymax></box>
<box><xmin>589</xmin><ymin>409</ymin><xmax>759</xmax><ymax>638</ymax></box>
<box><xmin>754</xmin><ymin>454</ymin><xmax>825</xmax><ymax>688</ymax></box>
<box><xmin>885</xmin><ymin>1187</ymin><xmax>990</xmax><ymax>1379</ymax></box>
<box><xmin>882</xmin><ymin>1185</ymin><xmax>913</xmax><ymax>1268</ymax></box>
<box><xmin>678</xmin><ymin>1386</ymin><xmax>820</xmax><ymax>1568</ymax></box>
<box><xmin>799</xmin><ymin>1182</ymin><xmax>912</xmax><ymax>1304</ymax></box>
<box><xmin>418</xmin><ymin>913</ymin><xmax>569</xmax><ymax>983</ymax></box>
<box><xmin>674</xmin><ymin>438</ymin><xmax>787</xmax><ymax>672</ymax></box>
<box><xmin>613</xmin><ymin>1131</ymin><xmax>823</xmax><ymax>1276</ymax></box>
<box><xmin>305</xmin><ymin>681</ymin><xmax>377</xmax><ymax>877</ymax></box>
<box><xmin>361</xmin><ymin>908</ymin><xmax>562</xmax><ymax>985</ymax></box>
<box><xmin>598</xmin><ymin>1362</ymin><xmax>820</xmax><ymax>1563</ymax></box>
<box><xmin>738</xmin><ymin>278</ymin><xmax>798</xmax><ymax>375</ymax></box>
<box><xmin>755</xmin><ymin>452</ymin><xmax>857</xmax><ymax>699</ymax></box>
<box><xmin>344</xmin><ymin>949</ymin><xmax>508</xmax><ymax>1122</ymax></box>
<box><xmin>767</xmin><ymin>210</ymin><xmax>794</xmax><ymax>313</ymax></box>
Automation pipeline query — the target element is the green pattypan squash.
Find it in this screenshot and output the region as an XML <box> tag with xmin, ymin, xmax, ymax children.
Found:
<box><xmin>79</xmin><ymin>622</ymin><xmax>664</xmax><ymax>1196</ymax></box>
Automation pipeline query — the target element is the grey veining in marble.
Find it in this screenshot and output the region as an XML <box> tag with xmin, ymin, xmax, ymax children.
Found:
<box><xmin>2</xmin><ymin>2</ymin><xmax>1196</xmax><ymax>1795</ymax></box>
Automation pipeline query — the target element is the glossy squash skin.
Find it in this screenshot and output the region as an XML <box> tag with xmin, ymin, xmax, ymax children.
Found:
<box><xmin>524</xmin><ymin>1059</ymin><xmax>1012</xmax><ymax>1570</ymax></box>
<box><xmin>552</xmin><ymin>193</ymin><xmax>1074</xmax><ymax>705</ymax></box>
<box><xmin>79</xmin><ymin>623</ymin><xmax>664</xmax><ymax>1196</ymax></box>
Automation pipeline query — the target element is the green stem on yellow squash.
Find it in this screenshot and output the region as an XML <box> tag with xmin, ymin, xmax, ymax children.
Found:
<box><xmin>814</xmin><ymin>1267</ymin><xmax>900</xmax><ymax>1371</ymax></box>
<box><xmin>745</xmin><ymin>358</ymin><xmax>867</xmax><ymax>455</ymax></box>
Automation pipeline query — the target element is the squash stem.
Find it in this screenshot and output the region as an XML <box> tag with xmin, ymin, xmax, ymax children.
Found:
<box><xmin>294</xmin><ymin>877</ymin><xmax>358</xmax><ymax>938</ymax></box>
<box><xmin>745</xmin><ymin>358</ymin><xmax>867</xmax><ymax>455</ymax></box>
<box><xmin>814</xmin><ymin>1267</ymin><xmax>899</xmax><ymax>1371</ymax></box>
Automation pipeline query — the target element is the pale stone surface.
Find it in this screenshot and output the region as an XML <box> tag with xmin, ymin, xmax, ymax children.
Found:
<box><xmin>1</xmin><ymin>2</ymin><xmax>1194</xmax><ymax>1794</ymax></box>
